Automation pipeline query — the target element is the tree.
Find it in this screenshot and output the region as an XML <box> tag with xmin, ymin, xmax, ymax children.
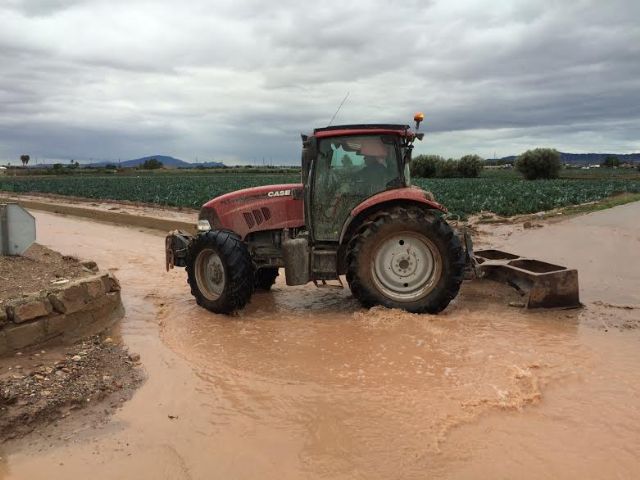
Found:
<box><xmin>515</xmin><ymin>148</ymin><xmax>561</xmax><ymax>180</ymax></box>
<box><xmin>141</xmin><ymin>158</ymin><xmax>163</xmax><ymax>170</ymax></box>
<box><xmin>436</xmin><ymin>159</ymin><xmax>461</xmax><ymax>178</ymax></box>
<box><xmin>600</xmin><ymin>155</ymin><xmax>620</xmax><ymax>168</ymax></box>
<box><xmin>410</xmin><ymin>154</ymin><xmax>443</xmax><ymax>178</ymax></box>
<box><xmin>458</xmin><ymin>154</ymin><xmax>484</xmax><ymax>177</ymax></box>
<box><xmin>20</xmin><ymin>154</ymin><xmax>30</xmax><ymax>167</ymax></box>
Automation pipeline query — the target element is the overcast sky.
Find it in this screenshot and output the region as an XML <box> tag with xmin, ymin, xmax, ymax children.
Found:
<box><xmin>1</xmin><ymin>0</ymin><xmax>639</xmax><ymax>164</ymax></box>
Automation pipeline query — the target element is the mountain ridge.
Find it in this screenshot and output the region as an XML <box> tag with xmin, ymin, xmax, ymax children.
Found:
<box><xmin>90</xmin><ymin>155</ymin><xmax>225</xmax><ymax>168</ymax></box>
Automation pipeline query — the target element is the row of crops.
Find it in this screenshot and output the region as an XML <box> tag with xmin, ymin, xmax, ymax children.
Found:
<box><xmin>1</xmin><ymin>173</ymin><xmax>639</xmax><ymax>217</ymax></box>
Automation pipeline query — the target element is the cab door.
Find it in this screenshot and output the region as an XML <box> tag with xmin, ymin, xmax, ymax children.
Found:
<box><xmin>310</xmin><ymin>135</ymin><xmax>400</xmax><ymax>241</ymax></box>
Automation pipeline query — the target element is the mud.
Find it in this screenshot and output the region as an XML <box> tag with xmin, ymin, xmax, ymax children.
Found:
<box><xmin>1</xmin><ymin>203</ymin><xmax>640</xmax><ymax>479</ymax></box>
<box><xmin>0</xmin><ymin>335</ymin><xmax>143</xmax><ymax>441</ymax></box>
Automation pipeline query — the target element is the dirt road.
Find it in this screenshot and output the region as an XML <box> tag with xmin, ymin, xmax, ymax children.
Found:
<box><xmin>1</xmin><ymin>203</ymin><xmax>639</xmax><ymax>479</ymax></box>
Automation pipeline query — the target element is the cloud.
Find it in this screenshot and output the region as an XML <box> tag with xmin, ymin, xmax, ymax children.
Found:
<box><xmin>0</xmin><ymin>0</ymin><xmax>639</xmax><ymax>164</ymax></box>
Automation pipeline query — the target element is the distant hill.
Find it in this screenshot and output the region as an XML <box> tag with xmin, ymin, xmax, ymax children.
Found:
<box><xmin>90</xmin><ymin>155</ymin><xmax>225</xmax><ymax>168</ymax></box>
<box><xmin>497</xmin><ymin>152</ymin><xmax>640</xmax><ymax>165</ymax></box>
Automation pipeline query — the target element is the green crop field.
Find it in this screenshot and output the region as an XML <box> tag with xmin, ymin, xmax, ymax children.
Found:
<box><xmin>1</xmin><ymin>170</ymin><xmax>639</xmax><ymax>218</ymax></box>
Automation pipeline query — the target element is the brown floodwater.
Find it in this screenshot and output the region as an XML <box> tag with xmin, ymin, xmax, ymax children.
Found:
<box><xmin>1</xmin><ymin>203</ymin><xmax>639</xmax><ymax>479</ymax></box>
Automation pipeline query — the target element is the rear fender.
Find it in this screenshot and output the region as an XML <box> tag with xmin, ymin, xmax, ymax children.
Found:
<box><xmin>336</xmin><ymin>189</ymin><xmax>447</xmax><ymax>275</ymax></box>
<box><xmin>338</xmin><ymin>187</ymin><xmax>446</xmax><ymax>245</ymax></box>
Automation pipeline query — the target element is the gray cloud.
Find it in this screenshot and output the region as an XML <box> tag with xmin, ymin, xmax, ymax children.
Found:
<box><xmin>0</xmin><ymin>0</ymin><xmax>638</xmax><ymax>164</ymax></box>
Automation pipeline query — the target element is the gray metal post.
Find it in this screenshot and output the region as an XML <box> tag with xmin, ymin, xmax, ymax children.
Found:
<box><xmin>0</xmin><ymin>204</ymin><xmax>8</xmax><ymax>255</ymax></box>
<box><xmin>0</xmin><ymin>203</ymin><xmax>36</xmax><ymax>256</ymax></box>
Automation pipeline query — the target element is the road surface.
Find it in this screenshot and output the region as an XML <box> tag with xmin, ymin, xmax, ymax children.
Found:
<box><xmin>1</xmin><ymin>202</ymin><xmax>639</xmax><ymax>479</ymax></box>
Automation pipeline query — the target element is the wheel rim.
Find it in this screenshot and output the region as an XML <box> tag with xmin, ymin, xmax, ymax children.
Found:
<box><xmin>371</xmin><ymin>231</ymin><xmax>442</xmax><ymax>302</ymax></box>
<box><xmin>195</xmin><ymin>248</ymin><xmax>226</xmax><ymax>301</ymax></box>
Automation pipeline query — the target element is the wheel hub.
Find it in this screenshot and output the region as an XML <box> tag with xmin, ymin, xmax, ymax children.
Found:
<box><xmin>371</xmin><ymin>232</ymin><xmax>441</xmax><ymax>301</ymax></box>
<box><xmin>195</xmin><ymin>248</ymin><xmax>226</xmax><ymax>300</ymax></box>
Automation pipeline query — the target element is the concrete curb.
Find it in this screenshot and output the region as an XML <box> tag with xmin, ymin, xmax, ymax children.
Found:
<box><xmin>0</xmin><ymin>272</ymin><xmax>124</xmax><ymax>356</ymax></box>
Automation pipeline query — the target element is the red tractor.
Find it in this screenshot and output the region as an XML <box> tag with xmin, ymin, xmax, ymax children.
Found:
<box><xmin>166</xmin><ymin>114</ymin><xmax>580</xmax><ymax>314</ymax></box>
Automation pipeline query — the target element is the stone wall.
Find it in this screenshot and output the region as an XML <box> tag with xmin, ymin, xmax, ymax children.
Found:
<box><xmin>0</xmin><ymin>272</ymin><xmax>123</xmax><ymax>356</ymax></box>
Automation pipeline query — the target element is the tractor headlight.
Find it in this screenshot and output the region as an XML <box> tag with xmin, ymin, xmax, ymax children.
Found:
<box><xmin>197</xmin><ymin>219</ymin><xmax>211</xmax><ymax>232</ymax></box>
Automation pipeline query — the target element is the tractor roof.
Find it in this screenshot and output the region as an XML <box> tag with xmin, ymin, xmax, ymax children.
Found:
<box><xmin>313</xmin><ymin>124</ymin><xmax>411</xmax><ymax>139</ymax></box>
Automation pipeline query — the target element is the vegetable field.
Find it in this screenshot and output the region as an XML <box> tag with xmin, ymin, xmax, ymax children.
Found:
<box><xmin>1</xmin><ymin>173</ymin><xmax>639</xmax><ymax>217</ymax></box>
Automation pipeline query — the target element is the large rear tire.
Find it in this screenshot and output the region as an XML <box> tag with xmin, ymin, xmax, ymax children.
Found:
<box><xmin>346</xmin><ymin>207</ymin><xmax>465</xmax><ymax>314</ymax></box>
<box><xmin>186</xmin><ymin>230</ymin><xmax>254</xmax><ymax>314</ymax></box>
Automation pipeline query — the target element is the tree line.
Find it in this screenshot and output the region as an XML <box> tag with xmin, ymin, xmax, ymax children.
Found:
<box><xmin>411</xmin><ymin>149</ymin><xmax>639</xmax><ymax>180</ymax></box>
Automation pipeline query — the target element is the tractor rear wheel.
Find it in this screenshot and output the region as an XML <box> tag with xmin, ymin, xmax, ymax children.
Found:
<box><xmin>186</xmin><ymin>230</ymin><xmax>254</xmax><ymax>314</ymax></box>
<box><xmin>346</xmin><ymin>207</ymin><xmax>465</xmax><ymax>314</ymax></box>
<box><xmin>255</xmin><ymin>267</ymin><xmax>279</xmax><ymax>291</ymax></box>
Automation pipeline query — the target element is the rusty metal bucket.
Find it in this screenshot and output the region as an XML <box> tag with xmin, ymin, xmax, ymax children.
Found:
<box><xmin>468</xmin><ymin>247</ymin><xmax>581</xmax><ymax>309</ymax></box>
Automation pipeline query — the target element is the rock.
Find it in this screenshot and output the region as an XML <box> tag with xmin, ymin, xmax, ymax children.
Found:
<box><xmin>128</xmin><ymin>352</ymin><xmax>141</xmax><ymax>362</ymax></box>
<box><xmin>81</xmin><ymin>260</ymin><xmax>99</xmax><ymax>272</ymax></box>
<box><xmin>71</xmin><ymin>355</ymin><xmax>82</xmax><ymax>362</ymax></box>
<box><xmin>103</xmin><ymin>337</ymin><xmax>114</xmax><ymax>344</ymax></box>
<box><xmin>100</xmin><ymin>274</ymin><xmax>121</xmax><ymax>293</ymax></box>
<box><xmin>4</xmin><ymin>321</ymin><xmax>47</xmax><ymax>350</ymax></box>
<box><xmin>6</xmin><ymin>298</ymin><xmax>53</xmax><ymax>323</ymax></box>
<box><xmin>0</xmin><ymin>306</ymin><xmax>7</xmax><ymax>326</ymax></box>
<box><xmin>523</xmin><ymin>221</ymin><xmax>533</xmax><ymax>229</ymax></box>
<box><xmin>85</xmin><ymin>278</ymin><xmax>106</xmax><ymax>299</ymax></box>
<box><xmin>48</xmin><ymin>283</ymin><xmax>90</xmax><ymax>314</ymax></box>
<box><xmin>508</xmin><ymin>301</ymin><xmax>526</xmax><ymax>308</ymax></box>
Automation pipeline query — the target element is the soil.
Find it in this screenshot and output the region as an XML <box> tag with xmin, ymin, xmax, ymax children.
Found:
<box><xmin>0</xmin><ymin>201</ymin><xmax>639</xmax><ymax>479</ymax></box>
<box><xmin>0</xmin><ymin>243</ymin><xmax>90</xmax><ymax>303</ymax></box>
<box><xmin>0</xmin><ymin>335</ymin><xmax>144</xmax><ymax>442</ymax></box>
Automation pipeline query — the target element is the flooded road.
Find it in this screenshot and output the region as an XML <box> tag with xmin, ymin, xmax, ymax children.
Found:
<box><xmin>2</xmin><ymin>203</ymin><xmax>640</xmax><ymax>479</ymax></box>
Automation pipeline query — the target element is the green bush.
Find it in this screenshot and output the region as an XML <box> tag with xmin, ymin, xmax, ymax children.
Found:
<box><xmin>410</xmin><ymin>154</ymin><xmax>442</xmax><ymax>178</ymax></box>
<box><xmin>458</xmin><ymin>155</ymin><xmax>484</xmax><ymax>178</ymax></box>
<box><xmin>436</xmin><ymin>160</ymin><xmax>461</xmax><ymax>178</ymax></box>
<box><xmin>516</xmin><ymin>148</ymin><xmax>561</xmax><ymax>180</ymax></box>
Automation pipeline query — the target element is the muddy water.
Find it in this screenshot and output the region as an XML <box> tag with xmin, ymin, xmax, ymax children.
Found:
<box><xmin>2</xmin><ymin>205</ymin><xmax>640</xmax><ymax>479</ymax></box>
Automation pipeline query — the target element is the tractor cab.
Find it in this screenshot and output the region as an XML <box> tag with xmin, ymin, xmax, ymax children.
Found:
<box><xmin>303</xmin><ymin>124</ymin><xmax>422</xmax><ymax>242</ymax></box>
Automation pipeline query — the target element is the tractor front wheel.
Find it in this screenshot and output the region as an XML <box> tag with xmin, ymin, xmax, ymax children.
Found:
<box><xmin>346</xmin><ymin>207</ymin><xmax>465</xmax><ymax>314</ymax></box>
<box><xmin>186</xmin><ymin>230</ymin><xmax>254</xmax><ymax>314</ymax></box>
